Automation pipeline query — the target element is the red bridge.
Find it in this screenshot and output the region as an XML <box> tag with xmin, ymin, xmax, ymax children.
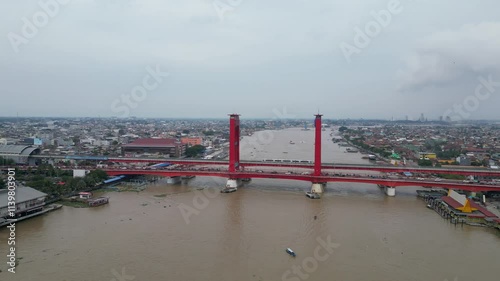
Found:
<box><xmin>99</xmin><ymin>113</ymin><xmax>499</xmax><ymax>197</ymax></box>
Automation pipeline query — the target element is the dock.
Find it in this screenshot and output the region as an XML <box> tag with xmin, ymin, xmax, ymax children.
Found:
<box><xmin>0</xmin><ymin>204</ymin><xmax>62</xmax><ymax>228</ymax></box>
<box><xmin>418</xmin><ymin>190</ymin><xmax>500</xmax><ymax>229</ymax></box>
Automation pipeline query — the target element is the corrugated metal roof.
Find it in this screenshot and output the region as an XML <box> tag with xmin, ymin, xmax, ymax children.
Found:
<box><xmin>0</xmin><ymin>145</ymin><xmax>39</xmax><ymax>156</ymax></box>
<box><xmin>0</xmin><ymin>186</ymin><xmax>47</xmax><ymax>208</ymax></box>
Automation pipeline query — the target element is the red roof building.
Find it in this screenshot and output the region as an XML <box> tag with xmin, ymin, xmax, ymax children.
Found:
<box><xmin>122</xmin><ymin>138</ymin><xmax>185</xmax><ymax>157</ymax></box>
<box><xmin>442</xmin><ymin>195</ymin><xmax>498</xmax><ymax>218</ymax></box>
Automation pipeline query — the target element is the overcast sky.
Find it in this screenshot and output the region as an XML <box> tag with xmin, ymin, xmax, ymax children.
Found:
<box><xmin>1</xmin><ymin>0</ymin><xmax>500</xmax><ymax>120</ymax></box>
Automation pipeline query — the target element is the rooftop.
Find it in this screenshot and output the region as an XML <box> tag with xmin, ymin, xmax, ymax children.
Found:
<box><xmin>122</xmin><ymin>138</ymin><xmax>179</xmax><ymax>148</ymax></box>
<box><xmin>0</xmin><ymin>145</ymin><xmax>40</xmax><ymax>156</ymax></box>
<box><xmin>0</xmin><ymin>186</ymin><xmax>47</xmax><ymax>208</ymax></box>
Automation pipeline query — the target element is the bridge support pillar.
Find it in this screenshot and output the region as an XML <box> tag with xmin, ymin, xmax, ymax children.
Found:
<box><xmin>166</xmin><ymin>176</ymin><xmax>182</xmax><ymax>184</ymax></box>
<box><xmin>314</xmin><ymin>114</ymin><xmax>323</xmax><ymax>177</ymax></box>
<box><xmin>226</xmin><ymin>178</ymin><xmax>242</xmax><ymax>189</ymax></box>
<box><xmin>228</xmin><ymin>114</ymin><xmax>241</xmax><ymax>173</ymax></box>
<box><xmin>384</xmin><ymin>186</ymin><xmax>396</xmax><ymax>197</ymax></box>
<box><xmin>311</xmin><ymin>183</ymin><xmax>326</xmax><ymax>194</ymax></box>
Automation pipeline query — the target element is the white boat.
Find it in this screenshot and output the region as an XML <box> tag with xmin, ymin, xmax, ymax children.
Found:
<box><xmin>286</xmin><ymin>248</ymin><xmax>296</xmax><ymax>257</ymax></box>
<box><xmin>305</xmin><ymin>192</ymin><xmax>320</xmax><ymax>199</ymax></box>
<box><xmin>220</xmin><ymin>187</ymin><xmax>237</xmax><ymax>193</ymax></box>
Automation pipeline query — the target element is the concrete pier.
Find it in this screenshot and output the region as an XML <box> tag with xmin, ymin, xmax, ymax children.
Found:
<box><xmin>166</xmin><ymin>176</ymin><xmax>182</xmax><ymax>184</ymax></box>
<box><xmin>311</xmin><ymin>183</ymin><xmax>326</xmax><ymax>194</ymax></box>
<box><xmin>226</xmin><ymin>179</ymin><xmax>242</xmax><ymax>188</ymax></box>
<box><xmin>384</xmin><ymin>186</ymin><xmax>396</xmax><ymax>197</ymax></box>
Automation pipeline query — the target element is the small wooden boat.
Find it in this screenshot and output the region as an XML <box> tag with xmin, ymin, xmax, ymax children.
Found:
<box><xmin>87</xmin><ymin>197</ymin><xmax>109</xmax><ymax>207</ymax></box>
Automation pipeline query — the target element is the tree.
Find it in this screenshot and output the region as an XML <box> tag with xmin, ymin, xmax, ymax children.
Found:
<box><xmin>202</xmin><ymin>130</ymin><xmax>215</xmax><ymax>136</ymax></box>
<box><xmin>0</xmin><ymin>178</ymin><xmax>5</xmax><ymax>189</ymax></box>
<box><xmin>339</xmin><ymin>126</ymin><xmax>348</xmax><ymax>132</ymax></box>
<box><xmin>418</xmin><ymin>159</ymin><xmax>433</xmax><ymax>167</ymax></box>
<box><xmin>87</xmin><ymin>169</ymin><xmax>108</xmax><ymax>181</ymax></box>
<box><xmin>185</xmin><ymin>145</ymin><xmax>206</xmax><ymax>157</ymax></box>
<box><xmin>0</xmin><ymin>156</ymin><xmax>15</xmax><ymax>166</ymax></box>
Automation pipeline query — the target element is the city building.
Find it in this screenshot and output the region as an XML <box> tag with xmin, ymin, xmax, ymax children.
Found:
<box><xmin>389</xmin><ymin>151</ymin><xmax>401</xmax><ymax>165</ymax></box>
<box><xmin>181</xmin><ymin>137</ymin><xmax>202</xmax><ymax>146</ymax></box>
<box><xmin>0</xmin><ymin>186</ymin><xmax>47</xmax><ymax>221</ymax></box>
<box><xmin>122</xmin><ymin>138</ymin><xmax>186</xmax><ymax>157</ymax></box>
<box><xmin>442</xmin><ymin>190</ymin><xmax>478</xmax><ymax>213</ymax></box>
<box><xmin>419</xmin><ymin>152</ymin><xmax>437</xmax><ymax>159</ymax></box>
<box><xmin>0</xmin><ymin>145</ymin><xmax>41</xmax><ymax>165</ymax></box>
<box><xmin>456</xmin><ymin>155</ymin><xmax>471</xmax><ymax>166</ymax></box>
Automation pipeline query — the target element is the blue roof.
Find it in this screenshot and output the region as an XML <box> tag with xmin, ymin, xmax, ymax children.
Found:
<box><xmin>151</xmin><ymin>162</ymin><xmax>171</xmax><ymax>167</ymax></box>
<box><xmin>103</xmin><ymin>175</ymin><xmax>125</xmax><ymax>184</ymax></box>
<box><xmin>65</xmin><ymin>155</ymin><xmax>108</xmax><ymax>161</ymax></box>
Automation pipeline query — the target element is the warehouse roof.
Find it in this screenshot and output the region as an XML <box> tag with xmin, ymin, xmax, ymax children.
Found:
<box><xmin>0</xmin><ymin>145</ymin><xmax>40</xmax><ymax>156</ymax></box>
<box><xmin>0</xmin><ymin>186</ymin><xmax>47</xmax><ymax>209</ymax></box>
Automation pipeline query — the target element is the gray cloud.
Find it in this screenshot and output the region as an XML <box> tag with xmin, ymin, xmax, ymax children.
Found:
<box><xmin>1</xmin><ymin>0</ymin><xmax>500</xmax><ymax>119</ymax></box>
<box><xmin>398</xmin><ymin>22</ymin><xmax>500</xmax><ymax>91</ymax></box>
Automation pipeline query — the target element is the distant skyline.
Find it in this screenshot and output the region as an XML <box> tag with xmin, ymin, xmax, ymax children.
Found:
<box><xmin>1</xmin><ymin>0</ymin><xmax>500</xmax><ymax>120</ymax></box>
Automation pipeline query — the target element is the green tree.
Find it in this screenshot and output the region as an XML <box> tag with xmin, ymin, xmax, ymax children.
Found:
<box><xmin>202</xmin><ymin>130</ymin><xmax>215</xmax><ymax>136</ymax></box>
<box><xmin>418</xmin><ymin>159</ymin><xmax>433</xmax><ymax>167</ymax></box>
<box><xmin>0</xmin><ymin>178</ymin><xmax>5</xmax><ymax>189</ymax></box>
<box><xmin>339</xmin><ymin>126</ymin><xmax>348</xmax><ymax>132</ymax></box>
<box><xmin>0</xmin><ymin>156</ymin><xmax>16</xmax><ymax>166</ymax></box>
<box><xmin>185</xmin><ymin>145</ymin><xmax>206</xmax><ymax>157</ymax></box>
<box><xmin>87</xmin><ymin>169</ymin><xmax>108</xmax><ymax>181</ymax></box>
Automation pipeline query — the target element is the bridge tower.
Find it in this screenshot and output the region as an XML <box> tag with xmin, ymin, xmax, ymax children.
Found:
<box><xmin>311</xmin><ymin>114</ymin><xmax>325</xmax><ymax>194</ymax></box>
<box><xmin>228</xmin><ymin>114</ymin><xmax>241</xmax><ymax>172</ymax></box>
<box><xmin>227</xmin><ymin>114</ymin><xmax>242</xmax><ymax>189</ymax></box>
<box><xmin>314</xmin><ymin>114</ymin><xmax>322</xmax><ymax>176</ymax></box>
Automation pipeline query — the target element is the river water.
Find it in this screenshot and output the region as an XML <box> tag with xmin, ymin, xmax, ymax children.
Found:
<box><xmin>1</xmin><ymin>128</ymin><xmax>499</xmax><ymax>281</ymax></box>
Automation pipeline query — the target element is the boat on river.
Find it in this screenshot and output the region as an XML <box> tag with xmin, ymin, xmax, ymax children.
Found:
<box><xmin>286</xmin><ymin>248</ymin><xmax>296</xmax><ymax>257</ymax></box>
<box><xmin>305</xmin><ymin>192</ymin><xmax>321</xmax><ymax>199</ymax></box>
<box><xmin>221</xmin><ymin>187</ymin><xmax>237</xmax><ymax>193</ymax></box>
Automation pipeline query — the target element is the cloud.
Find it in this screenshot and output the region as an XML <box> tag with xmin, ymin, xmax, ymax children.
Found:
<box><xmin>398</xmin><ymin>22</ymin><xmax>500</xmax><ymax>91</ymax></box>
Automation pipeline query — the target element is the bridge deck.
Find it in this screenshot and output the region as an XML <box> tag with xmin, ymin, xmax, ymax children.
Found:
<box><xmin>26</xmin><ymin>154</ymin><xmax>500</xmax><ymax>176</ymax></box>
<box><xmin>104</xmin><ymin>169</ymin><xmax>500</xmax><ymax>192</ymax></box>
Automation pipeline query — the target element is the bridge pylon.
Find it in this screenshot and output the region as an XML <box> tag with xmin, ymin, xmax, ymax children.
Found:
<box><xmin>313</xmin><ymin>114</ymin><xmax>322</xmax><ymax>177</ymax></box>
<box><xmin>309</xmin><ymin>114</ymin><xmax>326</xmax><ymax>196</ymax></box>
<box><xmin>228</xmin><ymin>114</ymin><xmax>241</xmax><ymax>173</ymax></box>
<box><xmin>225</xmin><ymin>114</ymin><xmax>242</xmax><ymax>192</ymax></box>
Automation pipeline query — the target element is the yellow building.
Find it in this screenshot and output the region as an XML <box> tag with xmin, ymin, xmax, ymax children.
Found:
<box><xmin>444</xmin><ymin>190</ymin><xmax>478</xmax><ymax>213</ymax></box>
<box><xmin>419</xmin><ymin>152</ymin><xmax>437</xmax><ymax>159</ymax></box>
